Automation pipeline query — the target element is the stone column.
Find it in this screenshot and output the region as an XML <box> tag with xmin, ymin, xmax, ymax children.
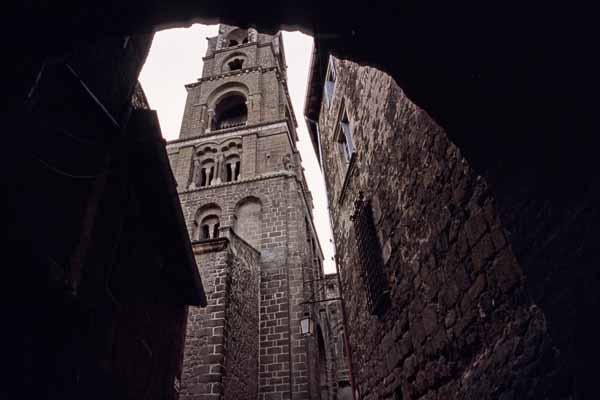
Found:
<box><xmin>214</xmin><ymin>155</ymin><xmax>224</xmax><ymax>185</ymax></box>
<box><xmin>228</xmin><ymin>163</ymin><xmax>235</xmax><ymax>182</ymax></box>
<box><xmin>203</xmin><ymin>168</ymin><xmax>210</xmax><ymax>187</ymax></box>
<box><xmin>208</xmin><ymin>166</ymin><xmax>215</xmax><ymax>185</ymax></box>
<box><xmin>189</xmin><ymin>159</ymin><xmax>200</xmax><ymax>190</ymax></box>
<box><xmin>198</xmin><ymin>105</ymin><xmax>208</xmax><ymax>135</ymax></box>
<box><xmin>207</xmin><ymin>109</ymin><xmax>215</xmax><ymax>132</ymax></box>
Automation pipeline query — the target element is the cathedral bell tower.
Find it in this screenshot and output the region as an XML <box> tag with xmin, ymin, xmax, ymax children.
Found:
<box><xmin>166</xmin><ymin>25</ymin><xmax>335</xmax><ymax>399</ymax></box>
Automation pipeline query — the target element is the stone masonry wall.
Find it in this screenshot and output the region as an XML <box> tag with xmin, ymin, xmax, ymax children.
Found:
<box><xmin>222</xmin><ymin>232</ymin><xmax>261</xmax><ymax>399</ymax></box>
<box><xmin>318</xmin><ymin>59</ymin><xmax>563</xmax><ymax>399</ymax></box>
<box><xmin>171</xmin><ymin>25</ymin><xmax>332</xmax><ymax>400</ymax></box>
<box><xmin>180</xmin><ymin>244</ymin><xmax>229</xmax><ymax>399</ymax></box>
<box><xmin>169</xmin><ymin>172</ymin><xmax>320</xmax><ymax>399</ymax></box>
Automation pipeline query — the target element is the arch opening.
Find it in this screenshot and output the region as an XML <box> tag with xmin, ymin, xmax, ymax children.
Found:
<box><xmin>228</xmin><ymin>58</ymin><xmax>244</xmax><ymax>71</ymax></box>
<box><xmin>199</xmin><ymin>215</ymin><xmax>220</xmax><ymax>239</ymax></box>
<box><xmin>212</xmin><ymin>94</ymin><xmax>247</xmax><ymax>130</ymax></box>
<box><xmin>225</xmin><ymin>154</ymin><xmax>241</xmax><ymax>182</ymax></box>
<box><xmin>233</xmin><ymin>196</ymin><xmax>262</xmax><ymax>249</ymax></box>
<box><xmin>193</xmin><ymin>204</ymin><xmax>222</xmax><ymax>240</ymax></box>
<box><xmin>225</xmin><ymin>28</ymin><xmax>249</xmax><ymax>47</ymax></box>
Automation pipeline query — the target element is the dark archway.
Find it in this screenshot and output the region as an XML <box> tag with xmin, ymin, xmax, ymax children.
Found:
<box><xmin>5</xmin><ymin>3</ymin><xmax>600</xmax><ymax>400</ymax></box>
<box><xmin>212</xmin><ymin>94</ymin><xmax>248</xmax><ymax>130</ymax></box>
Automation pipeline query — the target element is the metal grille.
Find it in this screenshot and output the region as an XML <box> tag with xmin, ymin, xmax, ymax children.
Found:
<box><xmin>351</xmin><ymin>193</ymin><xmax>390</xmax><ymax>316</ymax></box>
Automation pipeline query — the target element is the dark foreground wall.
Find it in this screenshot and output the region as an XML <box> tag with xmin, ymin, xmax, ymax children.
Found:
<box><xmin>318</xmin><ymin>59</ymin><xmax>569</xmax><ymax>399</ymax></box>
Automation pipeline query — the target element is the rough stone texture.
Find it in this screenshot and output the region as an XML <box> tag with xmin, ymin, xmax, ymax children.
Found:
<box><xmin>315</xmin><ymin>58</ymin><xmax>565</xmax><ymax>399</ymax></box>
<box><xmin>169</xmin><ymin>25</ymin><xmax>344</xmax><ymax>400</ymax></box>
<box><xmin>223</xmin><ymin>232</ymin><xmax>261</xmax><ymax>399</ymax></box>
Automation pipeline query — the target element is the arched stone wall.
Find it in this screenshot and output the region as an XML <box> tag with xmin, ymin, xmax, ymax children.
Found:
<box><xmin>233</xmin><ymin>196</ymin><xmax>262</xmax><ymax>249</ymax></box>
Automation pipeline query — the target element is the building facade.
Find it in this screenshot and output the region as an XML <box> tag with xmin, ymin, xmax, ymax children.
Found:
<box><xmin>305</xmin><ymin>56</ymin><xmax>565</xmax><ymax>399</ymax></box>
<box><xmin>167</xmin><ymin>25</ymin><xmax>344</xmax><ymax>399</ymax></box>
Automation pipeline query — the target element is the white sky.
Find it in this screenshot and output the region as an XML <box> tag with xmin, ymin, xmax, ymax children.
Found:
<box><xmin>139</xmin><ymin>24</ymin><xmax>336</xmax><ymax>273</ymax></box>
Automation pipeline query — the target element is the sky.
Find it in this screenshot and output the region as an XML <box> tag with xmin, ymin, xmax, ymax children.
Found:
<box><xmin>139</xmin><ymin>24</ymin><xmax>336</xmax><ymax>273</ymax></box>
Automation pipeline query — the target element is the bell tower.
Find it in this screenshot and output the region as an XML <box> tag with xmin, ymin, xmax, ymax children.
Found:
<box><xmin>167</xmin><ymin>25</ymin><xmax>337</xmax><ymax>399</ymax></box>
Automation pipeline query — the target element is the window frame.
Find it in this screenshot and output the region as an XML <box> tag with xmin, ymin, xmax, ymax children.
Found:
<box><xmin>334</xmin><ymin>101</ymin><xmax>355</xmax><ymax>171</ymax></box>
<box><xmin>334</xmin><ymin>100</ymin><xmax>357</xmax><ymax>205</ymax></box>
<box><xmin>324</xmin><ymin>57</ymin><xmax>337</xmax><ymax>109</ymax></box>
<box><xmin>350</xmin><ymin>192</ymin><xmax>390</xmax><ymax>317</ymax></box>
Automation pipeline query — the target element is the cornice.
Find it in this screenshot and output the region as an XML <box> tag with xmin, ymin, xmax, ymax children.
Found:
<box><xmin>191</xmin><ymin>237</ymin><xmax>229</xmax><ymax>254</ymax></box>
<box><xmin>166</xmin><ymin>120</ymin><xmax>288</xmax><ymax>149</ymax></box>
<box><xmin>185</xmin><ymin>66</ymin><xmax>280</xmax><ymax>89</ymax></box>
<box><xmin>179</xmin><ymin>170</ymin><xmax>296</xmax><ymax>195</ymax></box>
<box><xmin>202</xmin><ymin>41</ymin><xmax>272</xmax><ymax>60</ymax></box>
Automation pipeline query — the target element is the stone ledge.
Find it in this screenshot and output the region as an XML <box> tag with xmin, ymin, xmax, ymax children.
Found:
<box><xmin>191</xmin><ymin>237</ymin><xmax>229</xmax><ymax>254</ymax></box>
<box><xmin>180</xmin><ymin>171</ymin><xmax>296</xmax><ymax>195</ymax></box>
<box><xmin>185</xmin><ymin>66</ymin><xmax>278</xmax><ymax>88</ymax></box>
<box><xmin>166</xmin><ymin>120</ymin><xmax>288</xmax><ymax>149</ymax></box>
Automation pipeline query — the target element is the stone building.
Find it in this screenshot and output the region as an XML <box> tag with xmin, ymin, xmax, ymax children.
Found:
<box><xmin>166</xmin><ymin>25</ymin><xmax>343</xmax><ymax>399</ymax></box>
<box><xmin>3</xmin><ymin>30</ymin><xmax>206</xmax><ymax>399</ymax></box>
<box><xmin>305</xmin><ymin>55</ymin><xmax>569</xmax><ymax>399</ymax></box>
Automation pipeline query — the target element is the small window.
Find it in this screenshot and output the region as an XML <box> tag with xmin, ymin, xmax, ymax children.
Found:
<box><xmin>336</xmin><ymin>107</ymin><xmax>354</xmax><ymax>166</ymax></box>
<box><xmin>225</xmin><ymin>156</ymin><xmax>241</xmax><ymax>183</ymax></box>
<box><xmin>200</xmin><ymin>224</ymin><xmax>210</xmax><ymax>239</ymax></box>
<box><xmin>225</xmin><ymin>28</ymin><xmax>248</xmax><ymax>48</ymax></box>
<box><xmin>199</xmin><ymin>215</ymin><xmax>220</xmax><ymax>240</ymax></box>
<box><xmin>324</xmin><ymin>58</ymin><xmax>336</xmax><ymax>108</ymax></box>
<box><xmin>228</xmin><ymin>58</ymin><xmax>244</xmax><ymax>71</ymax></box>
<box><xmin>199</xmin><ymin>160</ymin><xmax>216</xmax><ymax>187</ymax></box>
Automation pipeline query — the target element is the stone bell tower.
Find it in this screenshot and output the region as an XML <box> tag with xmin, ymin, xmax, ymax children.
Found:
<box><xmin>166</xmin><ymin>25</ymin><xmax>338</xmax><ymax>399</ymax></box>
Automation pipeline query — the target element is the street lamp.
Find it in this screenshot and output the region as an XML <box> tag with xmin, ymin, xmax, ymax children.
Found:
<box><xmin>300</xmin><ymin>312</ymin><xmax>315</xmax><ymax>336</ymax></box>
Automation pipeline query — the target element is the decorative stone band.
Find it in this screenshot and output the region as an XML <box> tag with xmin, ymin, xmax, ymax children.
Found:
<box><xmin>191</xmin><ymin>237</ymin><xmax>229</xmax><ymax>255</ymax></box>
<box><xmin>185</xmin><ymin>66</ymin><xmax>279</xmax><ymax>88</ymax></box>
<box><xmin>202</xmin><ymin>40</ymin><xmax>273</xmax><ymax>61</ymax></box>
<box><xmin>180</xmin><ymin>170</ymin><xmax>296</xmax><ymax>194</ymax></box>
<box><xmin>166</xmin><ymin>121</ymin><xmax>288</xmax><ymax>151</ymax></box>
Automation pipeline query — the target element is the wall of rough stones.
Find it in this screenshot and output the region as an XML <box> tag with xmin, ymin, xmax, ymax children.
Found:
<box><xmin>318</xmin><ymin>59</ymin><xmax>564</xmax><ymax>399</ymax></box>
<box><xmin>223</xmin><ymin>232</ymin><xmax>261</xmax><ymax>399</ymax></box>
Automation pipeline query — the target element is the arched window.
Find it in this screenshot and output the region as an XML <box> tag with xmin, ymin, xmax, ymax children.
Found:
<box><xmin>225</xmin><ymin>155</ymin><xmax>241</xmax><ymax>182</ymax></box>
<box><xmin>193</xmin><ymin>204</ymin><xmax>222</xmax><ymax>241</ymax></box>
<box><xmin>199</xmin><ymin>159</ymin><xmax>216</xmax><ymax>187</ymax></box>
<box><xmin>225</xmin><ymin>28</ymin><xmax>248</xmax><ymax>48</ymax></box>
<box><xmin>199</xmin><ymin>215</ymin><xmax>220</xmax><ymax>240</ymax></box>
<box><xmin>227</xmin><ymin>58</ymin><xmax>244</xmax><ymax>71</ymax></box>
<box><xmin>212</xmin><ymin>94</ymin><xmax>247</xmax><ymax>130</ymax></box>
